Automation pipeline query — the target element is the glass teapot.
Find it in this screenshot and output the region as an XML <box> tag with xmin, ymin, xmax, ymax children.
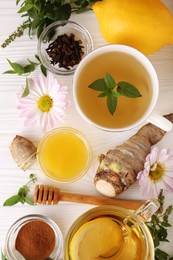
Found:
<box><xmin>64</xmin><ymin>199</ymin><xmax>159</xmax><ymax>260</ymax></box>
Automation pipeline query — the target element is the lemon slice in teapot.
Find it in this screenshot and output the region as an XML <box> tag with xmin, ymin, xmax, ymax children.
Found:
<box><xmin>69</xmin><ymin>217</ymin><xmax>123</xmax><ymax>260</ymax></box>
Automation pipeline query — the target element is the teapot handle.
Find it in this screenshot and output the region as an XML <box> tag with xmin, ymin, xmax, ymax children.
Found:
<box><xmin>134</xmin><ymin>199</ymin><xmax>160</xmax><ymax>222</ymax></box>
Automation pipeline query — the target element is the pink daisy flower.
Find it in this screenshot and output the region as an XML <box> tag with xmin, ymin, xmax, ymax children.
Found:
<box><xmin>137</xmin><ymin>147</ymin><xmax>173</xmax><ymax>198</ymax></box>
<box><xmin>17</xmin><ymin>73</ymin><xmax>70</xmax><ymax>131</ymax></box>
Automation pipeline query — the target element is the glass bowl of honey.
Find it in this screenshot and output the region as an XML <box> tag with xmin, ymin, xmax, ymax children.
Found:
<box><xmin>37</xmin><ymin>127</ymin><xmax>92</xmax><ymax>183</ymax></box>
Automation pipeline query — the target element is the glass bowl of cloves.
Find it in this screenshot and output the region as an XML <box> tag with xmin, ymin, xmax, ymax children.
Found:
<box><xmin>37</xmin><ymin>20</ymin><xmax>93</xmax><ymax>75</ymax></box>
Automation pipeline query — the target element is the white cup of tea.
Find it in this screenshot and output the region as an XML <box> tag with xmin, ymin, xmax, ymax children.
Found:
<box><xmin>73</xmin><ymin>44</ymin><xmax>172</xmax><ymax>132</ymax></box>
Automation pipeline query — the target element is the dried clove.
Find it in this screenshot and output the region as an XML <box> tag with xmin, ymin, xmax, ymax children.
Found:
<box><xmin>46</xmin><ymin>33</ymin><xmax>84</xmax><ymax>70</ymax></box>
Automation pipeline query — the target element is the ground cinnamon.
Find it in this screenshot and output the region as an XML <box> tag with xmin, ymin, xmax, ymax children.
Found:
<box><xmin>15</xmin><ymin>220</ymin><xmax>55</xmax><ymax>260</ymax></box>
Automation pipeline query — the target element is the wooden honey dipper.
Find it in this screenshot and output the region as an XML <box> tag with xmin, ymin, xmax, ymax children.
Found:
<box><xmin>34</xmin><ymin>185</ymin><xmax>144</xmax><ymax>210</ymax></box>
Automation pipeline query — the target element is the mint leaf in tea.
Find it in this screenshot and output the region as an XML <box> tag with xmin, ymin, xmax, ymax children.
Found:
<box><xmin>88</xmin><ymin>73</ymin><xmax>142</xmax><ymax>115</ymax></box>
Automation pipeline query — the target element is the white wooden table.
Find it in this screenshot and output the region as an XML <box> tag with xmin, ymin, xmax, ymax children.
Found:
<box><xmin>0</xmin><ymin>1</ymin><xmax>173</xmax><ymax>259</ymax></box>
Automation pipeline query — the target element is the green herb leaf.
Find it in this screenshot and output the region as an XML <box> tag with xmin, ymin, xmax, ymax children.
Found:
<box><xmin>88</xmin><ymin>73</ymin><xmax>141</xmax><ymax>115</ymax></box>
<box><xmin>35</xmin><ymin>54</ymin><xmax>40</xmax><ymax>62</ymax></box>
<box><xmin>7</xmin><ymin>59</ymin><xmax>24</xmax><ymax>75</ymax></box>
<box><xmin>117</xmin><ymin>81</ymin><xmax>142</xmax><ymax>98</ymax></box>
<box><xmin>97</xmin><ymin>92</ymin><xmax>108</xmax><ymax>98</ymax></box>
<box><xmin>23</xmin><ymin>64</ymin><xmax>35</xmax><ymax>74</ymax></box>
<box><xmin>20</xmin><ymin>196</ymin><xmax>26</xmax><ymax>204</ymax></box>
<box><xmin>16</xmin><ymin>0</ymin><xmax>21</xmax><ymax>5</ymax></box>
<box><xmin>18</xmin><ymin>4</ymin><xmax>34</xmax><ymax>13</ymax></box>
<box><xmin>3</xmin><ymin>70</ymin><xmax>17</xmax><ymax>74</ymax></box>
<box><xmin>146</xmin><ymin>192</ymin><xmax>173</xmax><ymax>260</ymax></box>
<box><xmin>104</xmin><ymin>73</ymin><xmax>116</xmax><ymax>89</ymax></box>
<box><xmin>3</xmin><ymin>195</ymin><xmax>21</xmax><ymax>206</ymax></box>
<box><xmin>18</xmin><ymin>186</ymin><xmax>29</xmax><ymax>197</ymax></box>
<box><xmin>155</xmin><ymin>248</ymin><xmax>170</xmax><ymax>260</ymax></box>
<box><xmin>88</xmin><ymin>79</ymin><xmax>107</xmax><ymax>91</ymax></box>
<box><xmin>107</xmin><ymin>93</ymin><xmax>117</xmax><ymax>115</ymax></box>
<box><xmin>25</xmin><ymin>197</ymin><xmax>35</xmax><ymax>205</ymax></box>
<box><xmin>29</xmin><ymin>173</ymin><xmax>35</xmax><ymax>180</ymax></box>
<box><xmin>22</xmin><ymin>78</ymin><xmax>29</xmax><ymax>97</ymax></box>
<box><xmin>3</xmin><ymin>174</ymin><xmax>36</xmax><ymax>206</ymax></box>
<box><xmin>40</xmin><ymin>64</ymin><xmax>47</xmax><ymax>77</ymax></box>
<box><xmin>55</xmin><ymin>4</ymin><xmax>71</xmax><ymax>20</ymax></box>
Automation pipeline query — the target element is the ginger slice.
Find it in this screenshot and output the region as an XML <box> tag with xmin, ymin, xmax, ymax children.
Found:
<box><xmin>10</xmin><ymin>135</ymin><xmax>37</xmax><ymax>171</ymax></box>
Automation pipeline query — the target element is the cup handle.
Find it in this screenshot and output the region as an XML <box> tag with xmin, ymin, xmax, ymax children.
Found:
<box><xmin>134</xmin><ymin>199</ymin><xmax>160</xmax><ymax>222</ymax></box>
<box><xmin>147</xmin><ymin>111</ymin><xmax>172</xmax><ymax>132</ymax></box>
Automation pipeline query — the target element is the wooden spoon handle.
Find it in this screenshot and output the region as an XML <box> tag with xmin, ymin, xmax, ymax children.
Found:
<box><xmin>59</xmin><ymin>192</ymin><xmax>144</xmax><ymax>210</ymax></box>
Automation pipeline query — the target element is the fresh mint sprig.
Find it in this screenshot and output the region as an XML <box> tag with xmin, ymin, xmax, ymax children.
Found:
<box><xmin>3</xmin><ymin>174</ymin><xmax>36</xmax><ymax>206</ymax></box>
<box><xmin>1</xmin><ymin>0</ymin><xmax>101</xmax><ymax>48</ymax></box>
<box><xmin>4</xmin><ymin>58</ymin><xmax>39</xmax><ymax>76</ymax></box>
<box><xmin>146</xmin><ymin>191</ymin><xmax>173</xmax><ymax>260</ymax></box>
<box><xmin>88</xmin><ymin>73</ymin><xmax>142</xmax><ymax>115</ymax></box>
<box><xmin>3</xmin><ymin>55</ymin><xmax>47</xmax><ymax>97</ymax></box>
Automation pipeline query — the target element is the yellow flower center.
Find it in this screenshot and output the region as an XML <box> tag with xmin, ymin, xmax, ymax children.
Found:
<box><xmin>149</xmin><ymin>163</ymin><xmax>164</xmax><ymax>182</ymax></box>
<box><xmin>38</xmin><ymin>95</ymin><xmax>53</xmax><ymax>112</ymax></box>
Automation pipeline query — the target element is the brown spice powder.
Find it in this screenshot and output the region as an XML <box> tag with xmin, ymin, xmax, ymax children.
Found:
<box><xmin>15</xmin><ymin>220</ymin><xmax>56</xmax><ymax>260</ymax></box>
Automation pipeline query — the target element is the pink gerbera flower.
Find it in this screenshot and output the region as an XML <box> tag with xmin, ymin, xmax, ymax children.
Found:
<box><xmin>137</xmin><ymin>147</ymin><xmax>173</xmax><ymax>198</ymax></box>
<box><xmin>17</xmin><ymin>73</ymin><xmax>70</xmax><ymax>131</ymax></box>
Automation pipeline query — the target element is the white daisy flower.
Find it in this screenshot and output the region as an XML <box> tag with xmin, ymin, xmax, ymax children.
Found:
<box><xmin>137</xmin><ymin>147</ymin><xmax>173</xmax><ymax>198</ymax></box>
<box><xmin>17</xmin><ymin>73</ymin><xmax>70</xmax><ymax>131</ymax></box>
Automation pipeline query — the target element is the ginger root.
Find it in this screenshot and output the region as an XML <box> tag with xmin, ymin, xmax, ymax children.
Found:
<box><xmin>10</xmin><ymin>135</ymin><xmax>37</xmax><ymax>170</ymax></box>
<box><xmin>94</xmin><ymin>113</ymin><xmax>173</xmax><ymax>197</ymax></box>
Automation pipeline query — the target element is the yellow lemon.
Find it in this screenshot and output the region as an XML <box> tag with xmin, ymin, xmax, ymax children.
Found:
<box><xmin>93</xmin><ymin>0</ymin><xmax>173</xmax><ymax>55</ymax></box>
<box><xmin>69</xmin><ymin>217</ymin><xmax>123</xmax><ymax>260</ymax></box>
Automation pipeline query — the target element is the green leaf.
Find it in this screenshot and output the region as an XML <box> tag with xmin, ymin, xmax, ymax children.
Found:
<box><xmin>24</xmin><ymin>64</ymin><xmax>35</xmax><ymax>74</ymax></box>
<box><xmin>18</xmin><ymin>186</ymin><xmax>29</xmax><ymax>197</ymax></box>
<box><xmin>54</xmin><ymin>4</ymin><xmax>71</xmax><ymax>20</ymax></box>
<box><xmin>16</xmin><ymin>0</ymin><xmax>21</xmax><ymax>5</ymax></box>
<box><xmin>27</xmin><ymin>59</ymin><xmax>39</xmax><ymax>66</ymax></box>
<box><xmin>22</xmin><ymin>78</ymin><xmax>29</xmax><ymax>97</ymax></box>
<box><xmin>18</xmin><ymin>4</ymin><xmax>34</xmax><ymax>13</ymax></box>
<box><xmin>155</xmin><ymin>248</ymin><xmax>169</xmax><ymax>260</ymax></box>
<box><xmin>117</xmin><ymin>81</ymin><xmax>142</xmax><ymax>98</ymax></box>
<box><xmin>29</xmin><ymin>173</ymin><xmax>35</xmax><ymax>180</ymax></box>
<box><xmin>3</xmin><ymin>195</ymin><xmax>21</xmax><ymax>206</ymax></box>
<box><xmin>157</xmin><ymin>226</ymin><xmax>168</xmax><ymax>241</ymax></box>
<box><xmin>20</xmin><ymin>196</ymin><xmax>26</xmax><ymax>204</ymax></box>
<box><xmin>161</xmin><ymin>222</ymin><xmax>172</xmax><ymax>227</ymax></box>
<box><xmin>88</xmin><ymin>79</ymin><xmax>107</xmax><ymax>91</ymax></box>
<box><xmin>37</xmin><ymin>20</ymin><xmax>46</xmax><ymax>38</ymax></box>
<box><xmin>40</xmin><ymin>64</ymin><xmax>47</xmax><ymax>77</ymax></box>
<box><xmin>7</xmin><ymin>59</ymin><xmax>24</xmax><ymax>75</ymax></box>
<box><xmin>35</xmin><ymin>54</ymin><xmax>40</xmax><ymax>62</ymax></box>
<box><xmin>31</xmin><ymin>16</ymin><xmax>41</xmax><ymax>30</ymax></box>
<box><xmin>25</xmin><ymin>197</ymin><xmax>35</xmax><ymax>205</ymax></box>
<box><xmin>107</xmin><ymin>93</ymin><xmax>117</xmax><ymax>115</ymax></box>
<box><xmin>104</xmin><ymin>73</ymin><xmax>116</xmax><ymax>89</ymax></box>
<box><xmin>3</xmin><ymin>70</ymin><xmax>17</xmax><ymax>74</ymax></box>
<box><xmin>97</xmin><ymin>92</ymin><xmax>108</xmax><ymax>98</ymax></box>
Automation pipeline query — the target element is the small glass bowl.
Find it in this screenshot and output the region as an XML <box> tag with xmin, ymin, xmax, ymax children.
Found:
<box><xmin>5</xmin><ymin>214</ymin><xmax>63</xmax><ymax>260</ymax></box>
<box><xmin>37</xmin><ymin>127</ymin><xmax>92</xmax><ymax>183</ymax></box>
<box><xmin>37</xmin><ymin>20</ymin><xmax>93</xmax><ymax>75</ymax></box>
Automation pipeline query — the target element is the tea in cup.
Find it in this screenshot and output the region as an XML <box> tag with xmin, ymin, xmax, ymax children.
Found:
<box><xmin>73</xmin><ymin>44</ymin><xmax>172</xmax><ymax>132</ymax></box>
<box><xmin>64</xmin><ymin>199</ymin><xmax>159</xmax><ymax>260</ymax></box>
